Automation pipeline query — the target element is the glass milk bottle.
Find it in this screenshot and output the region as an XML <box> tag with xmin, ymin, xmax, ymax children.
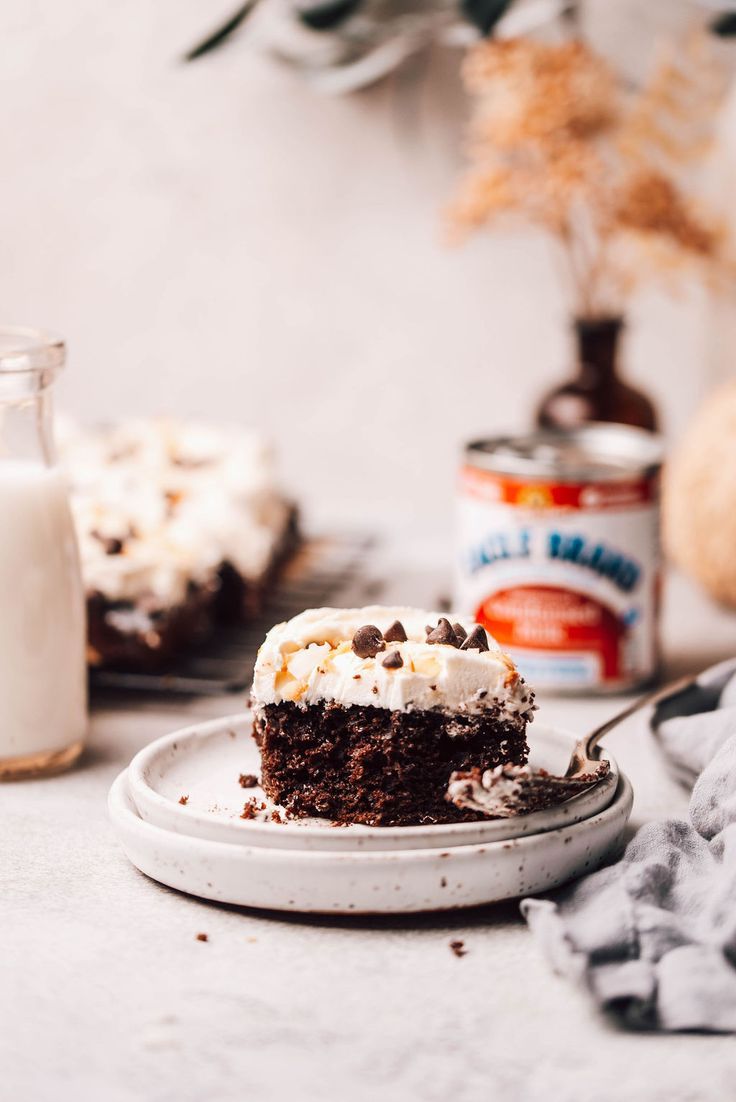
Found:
<box><xmin>0</xmin><ymin>328</ymin><xmax>87</xmax><ymax>779</ymax></box>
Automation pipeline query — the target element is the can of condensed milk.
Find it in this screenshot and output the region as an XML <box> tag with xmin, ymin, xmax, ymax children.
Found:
<box><xmin>454</xmin><ymin>425</ymin><xmax>664</xmax><ymax>694</ymax></box>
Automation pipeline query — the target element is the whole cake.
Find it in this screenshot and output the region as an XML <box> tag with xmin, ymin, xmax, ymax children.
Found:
<box><xmin>251</xmin><ymin>606</ymin><xmax>535</xmax><ymax>826</ymax></box>
<box><xmin>59</xmin><ymin>419</ymin><xmax>298</xmax><ymax>670</ymax></box>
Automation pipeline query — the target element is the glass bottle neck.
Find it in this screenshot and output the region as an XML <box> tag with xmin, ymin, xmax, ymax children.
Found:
<box><xmin>574</xmin><ymin>318</ymin><xmax>623</xmax><ymax>383</ymax></box>
<box><xmin>0</xmin><ymin>329</ymin><xmax>64</xmax><ymax>467</ymax></box>
<box><xmin>0</xmin><ymin>385</ymin><xmax>56</xmax><ymax>466</ymax></box>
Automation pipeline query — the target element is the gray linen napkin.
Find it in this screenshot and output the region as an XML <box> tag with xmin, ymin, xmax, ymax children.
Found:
<box><xmin>521</xmin><ymin>658</ymin><xmax>736</xmax><ymax>1033</ymax></box>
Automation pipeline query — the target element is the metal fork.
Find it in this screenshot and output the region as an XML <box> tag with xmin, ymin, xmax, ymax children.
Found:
<box><xmin>447</xmin><ymin>672</ymin><xmax>698</xmax><ymax>818</ymax></box>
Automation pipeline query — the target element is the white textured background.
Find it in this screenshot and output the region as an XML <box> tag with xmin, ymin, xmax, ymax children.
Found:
<box><xmin>0</xmin><ymin>0</ymin><xmax>726</xmax><ymax>524</ymax></box>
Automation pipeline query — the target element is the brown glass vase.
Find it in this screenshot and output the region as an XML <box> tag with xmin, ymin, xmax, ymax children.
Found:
<box><xmin>536</xmin><ymin>317</ymin><xmax>658</xmax><ymax>432</ymax></box>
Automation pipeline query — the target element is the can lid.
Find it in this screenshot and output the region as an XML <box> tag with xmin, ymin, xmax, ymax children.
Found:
<box><xmin>466</xmin><ymin>424</ymin><xmax>663</xmax><ymax>482</ymax></box>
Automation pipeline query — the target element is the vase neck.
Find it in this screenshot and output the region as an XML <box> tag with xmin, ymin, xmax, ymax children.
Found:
<box><xmin>574</xmin><ymin>318</ymin><xmax>623</xmax><ymax>381</ymax></box>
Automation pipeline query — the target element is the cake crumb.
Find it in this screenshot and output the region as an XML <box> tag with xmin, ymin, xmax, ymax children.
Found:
<box><xmin>195</xmin><ymin>932</ymin><xmax>208</xmax><ymax>943</ymax></box>
<box><xmin>238</xmin><ymin>773</ymin><xmax>258</xmax><ymax>789</ymax></box>
<box><xmin>179</xmin><ymin>795</ymin><xmax>189</xmax><ymax>805</ymax></box>
<box><xmin>449</xmin><ymin>939</ymin><xmax>467</xmax><ymax>958</ymax></box>
<box><xmin>270</xmin><ymin>810</ymin><xmax>284</xmax><ymax>824</ymax></box>
<box><xmin>240</xmin><ymin>798</ymin><xmax>266</xmax><ymax>820</ymax></box>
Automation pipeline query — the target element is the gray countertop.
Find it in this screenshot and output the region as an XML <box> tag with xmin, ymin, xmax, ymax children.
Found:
<box><xmin>4</xmin><ymin>564</ymin><xmax>736</xmax><ymax>1102</ymax></box>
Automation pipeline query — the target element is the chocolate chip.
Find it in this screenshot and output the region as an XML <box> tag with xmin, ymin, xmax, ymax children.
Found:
<box><xmin>426</xmin><ymin>618</ymin><xmax>459</xmax><ymax>647</ymax></box>
<box><xmin>382</xmin><ymin>650</ymin><xmax>403</xmax><ymax>669</ymax></box>
<box><xmin>92</xmin><ymin>530</ymin><xmax>125</xmax><ymax>555</ymax></box>
<box><xmin>452</xmin><ymin>622</ymin><xmax>468</xmax><ymax>644</ymax></box>
<box><xmin>352</xmin><ymin>625</ymin><xmax>385</xmax><ymax>659</ymax></box>
<box><xmin>384</xmin><ymin>620</ymin><xmax>407</xmax><ymax>643</ymax></box>
<box><xmin>460</xmin><ymin>625</ymin><xmax>489</xmax><ymax>652</ymax></box>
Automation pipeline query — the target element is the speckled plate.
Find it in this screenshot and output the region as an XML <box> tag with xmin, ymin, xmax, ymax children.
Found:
<box><xmin>109</xmin><ymin>768</ymin><xmax>633</xmax><ymax>914</ymax></box>
<box><xmin>125</xmin><ymin>713</ymin><xmax>619</xmax><ymax>852</ymax></box>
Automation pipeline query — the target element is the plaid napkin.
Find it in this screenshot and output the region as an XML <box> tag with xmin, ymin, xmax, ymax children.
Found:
<box><xmin>521</xmin><ymin>658</ymin><xmax>736</xmax><ymax>1033</ymax></box>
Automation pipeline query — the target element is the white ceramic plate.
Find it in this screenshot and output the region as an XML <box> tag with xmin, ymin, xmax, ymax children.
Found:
<box><xmin>109</xmin><ymin>769</ymin><xmax>633</xmax><ymax>914</ymax></box>
<box><xmin>126</xmin><ymin>713</ymin><xmax>619</xmax><ymax>852</ymax></box>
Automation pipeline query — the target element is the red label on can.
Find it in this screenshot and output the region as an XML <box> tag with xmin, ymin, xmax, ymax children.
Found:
<box><xmin>455</xmin><ymin>463</ymin><xmax>661</xmax><ymax>692</ymax></box>
<box><xmin>460</xmin><ymin>466</ymin><xmax>656</xmax><ymax>509</ymax></box>
<box><xmin>476</xmin><ymin>586</ymin><xmax>626</xmax><ymax>679</ymax></box>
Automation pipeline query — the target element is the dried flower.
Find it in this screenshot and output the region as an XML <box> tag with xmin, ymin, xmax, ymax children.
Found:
<box><xmin>614</xmin><ymin>170</ymin><xmax>716</xmax><ymax>256</ymax></box>
<box><xmin>464</xmin><ymin>39</ymin><xmax>618</xmax><ymax>148</ymax></box>
<box><xmin>618</xmin><ymin>33</ymin><xmax>727</xmax><ymax>170</ymax></box>
<box><xmin>447</xmin><ymin>34</ymin><xmax>731</xmax><ymax>317</ymax></box>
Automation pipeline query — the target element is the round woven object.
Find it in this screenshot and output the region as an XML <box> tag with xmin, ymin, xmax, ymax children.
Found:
<box><xmin>664</xmin><ymin>380</ymin><xmax>736</xmax><ymax>607</ymax></box>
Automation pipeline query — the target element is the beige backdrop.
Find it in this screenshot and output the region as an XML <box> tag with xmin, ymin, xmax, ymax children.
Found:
<box><xmin>0</xmin><ymin>0</ymin><xmax>722</xmax><ymax>526</ymax></box>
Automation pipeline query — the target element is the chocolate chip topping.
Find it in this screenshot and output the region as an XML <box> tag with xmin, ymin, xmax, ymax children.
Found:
<box><xmin>381</xmin><ymin>650</ymin><xmax>404</xmax><ymax>670</ymax></box>
<box><xmin>91</xmin><ymin>530</ymin><xmax>125</xmax><ymax>556</ymax></box>
<box><xmin>426</xmin><ymin>618</ymin><xmax>460</xmax><ymax>647</ymax></box>
<box><xmin>460</xmin><ymin>625</ymin><xmax>490</xmax><ymax>652</ymax></box>
<box><xmin>352</xmin><ymin>625</ymin><xmax>386</xmax><ymax>659</ymax></box>
<box><xmin>452</xmin><ymin>622</ymin><xmax>468</xmax><ymax>644</ymax></box>
<box><xmin>384</xmin><ymin>620</ymin><xmax>408</xmax><ymax>643</ymax></box>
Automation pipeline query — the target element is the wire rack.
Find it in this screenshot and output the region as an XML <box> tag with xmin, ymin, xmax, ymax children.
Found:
<box><xmin>89</xmin><ymin>532</ymin><xmax>375</xmax><ymax>696</ymax></box>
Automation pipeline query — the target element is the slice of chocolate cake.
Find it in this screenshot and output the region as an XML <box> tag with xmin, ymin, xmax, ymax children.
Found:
<box><xmin>251</xmin><ymin>606</ymin><xmax>535</xmax><ymax>826</ymax></box>
<box><xmin>60</xmin><ymin>418</ymin><xmax>298</xmax><ymax>671</ymax></box>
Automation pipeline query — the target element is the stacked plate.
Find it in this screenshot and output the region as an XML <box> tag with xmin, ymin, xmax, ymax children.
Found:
<box><xmin>109</xmin><ymin>714</ymin><xmax>633</xmax><ymax>915</ymax></box>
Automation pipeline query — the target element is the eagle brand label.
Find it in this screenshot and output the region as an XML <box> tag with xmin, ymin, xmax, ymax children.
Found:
<box><xmin>455</xmin><ymin>461</ymin><xmax>661</xmax><ymax>692</ymax></box>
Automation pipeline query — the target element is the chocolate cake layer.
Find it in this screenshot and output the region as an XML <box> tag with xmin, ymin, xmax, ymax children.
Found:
<box><xmin>86</xmin><ymin>582</ymin><xmax>217</xmax><ymax>672</ymax></box>
<box><xmin>253</xmin><ymin>700</ymin><xmax>529</xmax><ymax>826</ymax></box>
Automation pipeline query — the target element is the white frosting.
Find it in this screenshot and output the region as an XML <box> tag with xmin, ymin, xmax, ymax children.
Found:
<box><xmin>251</xmin><ymin>606</ymin><xmax>534</xmax><ymax>721</ymax></box>
<box><xmin>59</xmin><ymin>418</ymin><xmax>293</xmax><ymax>607</ymax></box>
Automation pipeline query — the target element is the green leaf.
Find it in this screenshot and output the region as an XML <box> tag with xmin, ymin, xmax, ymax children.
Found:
<box><xmin>461</xmin><ymin>0</ymin><xmax>513</xmax><ymax>36</ymax></box>
<box><xmin>711</xmin><ymin>12</ymin><xmax>736</xmax><ymax>36</ymax></box>
<box><xmin>298</xmin><ymin>0</ymin><xmax>363</xmax><ymax>32</ymax></box>
<box><xmin>184</xmin><ymin>1</ymin><xmax>260</xmax><ymax>62</ymax></box>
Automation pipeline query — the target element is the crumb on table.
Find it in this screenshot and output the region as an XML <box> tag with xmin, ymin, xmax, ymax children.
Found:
<box><xmin>179</xmin><ymin>795</ymin><xmax>189</xmax><ymax>805</ymax></box>
<box><xmin>195</xmin><ymin>932</ymin><xmax>208</xmax><ymax>943</ymax></box>
<box><xmin>238</xmin><ymin>773</ymin><xmax>259</xmax><ymax>789</ymax></box>
<box><xmin>449</xmin><ymin>939</ymin><xmax>467</xmax><ymax>958</ymax></box>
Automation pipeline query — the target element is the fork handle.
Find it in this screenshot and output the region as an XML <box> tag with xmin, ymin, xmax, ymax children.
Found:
<box><xmin>580</xmin><ymin>672</ymin><xmax>698</xmax><ymax>763</ymax></box>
